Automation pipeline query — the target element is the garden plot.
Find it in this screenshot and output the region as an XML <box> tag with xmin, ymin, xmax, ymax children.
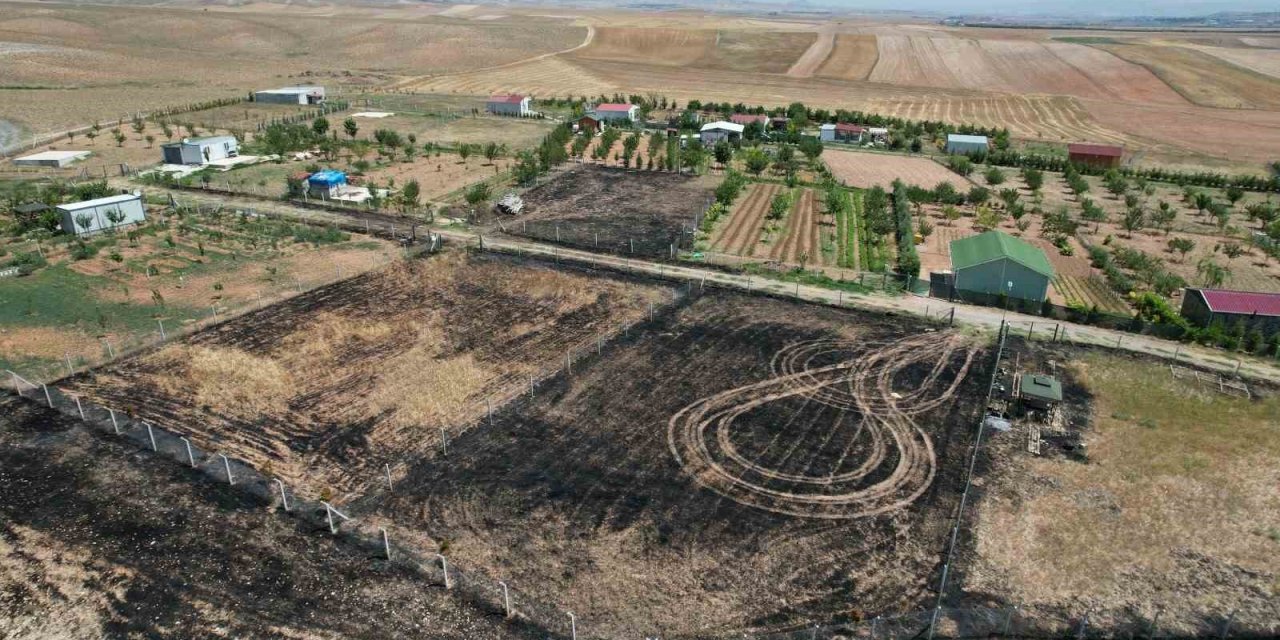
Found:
<box><xmin>370</xmin><ymin>292</ymin><xmax>993</xmax><ymax>638</ymax></box>
<box><xmin>61</xmin><ymin>251</ymin><xmax>670</xmax><ymax>500</ymax></box>
<box><xmin>825</xmin><ymin>149</ymin><xmax>972</xmax><ymax>191</ymax></box>
<box><xmin>509</xmin><ymin>164</ymin><xmax>717</xmax><ymax>258</ymax></box>
<box><xmin>711</xmin><ymin>185</ymin><xmax>838</xmax><ymax>270</ymax></box>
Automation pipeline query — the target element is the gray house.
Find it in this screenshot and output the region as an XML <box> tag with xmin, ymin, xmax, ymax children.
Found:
<box><xmin>949</xmin><ymin>231</ymin><xmax>1054</xmax><ymax>303</ymax></box>
<box><xmin>486</xmin><ymin>94</ymin><xmax>532</xmax><ymax>116</ymax></box>
<box><xmin>253</xmin><ymin>86</ymin><xmax>326</xmax><ymax>105</ymax></box>
<box><xmin>161</xmin><ymin>136</ymin><xmax>239</xmax><ymax>165</ymax></box>
<box><xmin>57</xmin><ymin>193</ymin><xmax>147</xmax><ymax>236</ymax></box>
<box><xmin>946</xmin><ymin>134</ymin><xmax>989</xmax><ymax>155</ymax></box>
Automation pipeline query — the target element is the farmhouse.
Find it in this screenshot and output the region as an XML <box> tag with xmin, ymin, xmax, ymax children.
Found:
<box><xmin>946</xmin><ymin>134</ymin><xmax>989</xmax><ymax>155</ymax></box>
<box><xmin>13</xmin><ymin>150</ymin><xmax>90</xmax><ymax>168</ymax></box>
<box><xmin>486</xmin><ymin>94</ymin><xmax>532</xmax><ymax>117</ymax></box>
<box><xmin>160</xmin><ymin>136</ymin><xmax>238</xmax><ymax>166</ymax></box>
<box><xmin>769</xmin><ymin>117</ymin><xmax>790</xmax><ymax>131</ymax></box>
<box><xmin>592</xmin><ymin>103</ymin><xmax>638</xmax><ymax>122</ymax></box>
<box><xmin>253</xmin><ymin>86</ymin><xmax>326</xmax><ymax>105</ymax></box>
<box><xmin>577</xmin><ymin>115</ymin><xmax>600</xmax><ymax>134</ymax></box>
<box><xmin>699</xmin><ymin>121</ymin><xmax>744</xmax><ymax>145</ymax></box>
<box><xmin>56</xmin><ymin>193</ymin><xmax>146</xmax><ymax>236</ymax></box>
<box><xmin>949</xmin><ymin>231</ymin><xmax>1054</xmax><ymax>303</ymax></box>
<box><xmin>1180</xmin><ymin>288</ymin><xmax>1280</xmax><ymax>335</ymax></box>
<box><xmin>820</xmin><ymin>123</ymin><xmax>865</xmax><ymax>143</ymax></box>
<box><xmin>1068</xmin><ymin>143</ymin><xmax>1124</xmax><ymax>169</ymax></box>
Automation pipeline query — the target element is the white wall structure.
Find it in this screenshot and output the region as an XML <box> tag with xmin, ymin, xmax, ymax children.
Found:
<box><xmin>13</xmin><ymin>150</ymin><xmax>91</xmax><ymax>168</ymax></box>
<box><xmin>57</xmin><ymin>193</ymin><xmax>147</xmax><ymax>236</ymax></box>
<box><xmin>253</xmin><ymin>86</ymin><xmax>326</xmax><ymax>105</ymax></box>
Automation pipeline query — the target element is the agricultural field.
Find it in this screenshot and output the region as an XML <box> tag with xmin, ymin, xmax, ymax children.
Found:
<box><xmin>61</xmin><ymin>252</ymin><xmax>670</xmax><ymax>499</ymax></box>
<box><xmin>367</xmin><ymin>291</ymin><xmax>993</xmax><ymax>637</ymax></box>
<box><xmin>1099</xmin><ymin>42</ymin><xmax>1280</xmax><ymax>110</ymax></box>
<box><xmin>970</xmin><ymin>346</ymin><xmax>1280</xmax><ymax>635</ymax></box>
<box><xmin>825</xmin><ymin>149</ymin><xmax>972</xmax><ymax>191</ymax></box>
<box><xmin>0</xmin><ymin>1</ymin><xmax>586</xmax><ymax>138</ymax></box>
<box><xmin>508</xmin><ymin>164</ymin><xmax>716</xmax><ymax>257</ymax></box>
<box><xmin>0</xmin><ymin>199</ymin><xmax>397</xmax><ymax>380</ymax></box>
<box><xmin>0</xmin><ymin>119</ymin><xmax>227</xmax><ymax>180</ymax></box>
<box><xmin>568</xmin><ymin>26</ymin><xmax>817</xmax><ymax>74</ymax></box>
<box><xmin>812</xmin><ymin>34</ymin><xmax>880</xmax><ymax>80</ymax></box>
<box><xmin>325</xmin><ymin>112</ymin><xmax>557</xmax><ymax>151</ymax></box>
<box><xmin>709</xmin><ymin>184</ymin><xmax>842</xmax><ymax>271</ymax></box>
<box><xmin>0</xmin><ymin>395</ymin><xmax>538</xmax><ymax>639</ymax></box>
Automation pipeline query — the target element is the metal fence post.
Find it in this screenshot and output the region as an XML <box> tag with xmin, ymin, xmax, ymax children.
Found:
<box><xmin>437</xmin><ymin>554</ymin><xmax>451</xmax><ymax>589</ymax></box>
<box><xmin>75</xmin><ymin>395</ymin><xmax>84</xmax><ymax>419</ymax></box>
<box><xmin>42</xmin><ymin>384</ymin><xmax>53</xmax><ymax>407</ymax></box>
<box><xmin>157</xmin><ymin>319</ymin><xmax>166</xmax><ymax>340</ymax></box>
<box><xmin>381</xmin><ymin>527</ymin><xmax>392</xmax><ymax>560</ymax></box>
<box><xmin>499</xmin><ymin>580</ymin><xmax>512</xmax><ymax>618</ymax></box>
<box><xmin>146</xmin><ymin>423</ymin><xmax>157</xmax><ymax>451</ymax></box>
<box><xmin>276</xmin><ymin>479</ymin><xmax>290</xmax><ymax>511</ymax></box>
<box><xmin>220</xmin><ymin>454</ymin><xmax>234</xmax><ymax>485</ymax></box>
<box><xmin>385</xmin><ymin>463</ymin><xmax>394</xmax><ymax>492</ymax></box>
<box><xmin>927</xmin><ymin>604</ymin><xmax>942</xmax><ymax>640</ymax></box>
<box><xmin>567</xmin><ymin>612</ymin><xmax>576</xmax><ymax>640</ymax></box>
<box><xmin>109</xmin><ymin>408</ymin><xmax>119</xmax><ymax>434</ymax></box>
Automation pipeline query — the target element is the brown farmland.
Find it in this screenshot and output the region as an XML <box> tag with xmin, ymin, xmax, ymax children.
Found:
<box><xmin>62</xmin><ymin>252</ymin><xmax>669</xmax><ymax>500</ymax></box>
<box><xmin>825</xmin><ymin>149</ymin><xmax>973</xmax><ymax>191</ymax></box>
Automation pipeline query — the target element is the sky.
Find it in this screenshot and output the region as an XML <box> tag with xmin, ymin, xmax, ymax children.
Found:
<box><xmin>811</xmin><ymin>0</ymin><xmax>1274</xmax><ymax>18</ymax></box>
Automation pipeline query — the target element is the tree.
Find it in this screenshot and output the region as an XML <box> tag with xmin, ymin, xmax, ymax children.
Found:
<box><xmin>483</xmin><ymin>142</ymin><xmax>501</xmax><ymax>164</ymax></box>
<box><xmin>797</xmin><ymin>136</ymin><xmax>824</xmax><ymax>164</ymax></box>
<box><xmin>948</xmin><ymin>156</ymin><xmax>973</xmax><ymax>177</ymax></box>
<box><xmin>161</xmin><ymin>123</ymin><xmax>174</xmax><ymax>140</ymax></box>
<box><xmin>1168</xmin><ymin>237</ymin><xmax>1195</xmax><ymax>262</ymax></box>
<box><xmin>1080</xmin><ymin>200</ymin><xmax>1107</xmax><ymax>233</ymax></box>
<box><xmin>984</xmin><ymin>166</ymin><xmax>1005</xmax><ymax>186</ymax></box>
<box><xmin>943</xmin><ymin>204</ymin><xmax>962</xmax><ymax>226</ymax></box>
<box><xmin>917</xmin><ymin>217</ymin><xmax>934</xmax><ymax>242</ymax></box>
<box><xmin>967</xmin><ymin>186</ymin><xmax>990</xmax><ymax>206</ymax></box>
<box><xmin>1022</xmin><ymin>167</ymin><xmax>1044</xmax><ymax>192</ymax></box>
<box><xmin>1197</xmin><ymin>257</ymin><xmax>1230</xmax><ymax>288</ymax></box>
<box><xmin>1153</xmin><ymin>200</ymin><xmax>1176</xmax><ymax>234</ymax></box>
<box><xmin>1225</xmin><ymin>186</ymin><xmax>1244</xmax><ymax>207</ymax></box>
<box><xmin>1121</xmin><ymin>206</ymin><xmax>1145</xmax><ymax>237</ymax></box>
<box><xmin>713</xmin><ymin>140</ymin><xmax>732</xmax><ymax>166</ymax></box>
<box><xmin>113</xmin><ymin>130</ymin><xmax>126</xmax><ymax>147</ymax></box>
<box><xmin>974</xmin><ymin>206</ymin><xmax>1002</xmax><ymax>231</ymax></box>
<box><xmin>1211</xmin><ymin>203</ymin><xmax>1231</xmax><ymax>231</ymax></box>
<box><xmin>1246</xmin><ymin>202</ymin><xmax>1276</xmax><ymax>230</ymax></box>
<box><xmin>104</xmin><ymin>207</ymin><xmax>126</xmax><ymax>232</ymax></box>
<box><xmin>1222</xmin><ymin>241</ymin><xmax>1245</xmax><ymax>263</ymax></box>
<box><xmin>145</xmin><ymin>134</ymin><xmax>155</xmax><ymax>148</ymax></box>
<box><xmin>743</xmin><ymin>148</ymin><xmax>769</xmax><ymax>175</ymax></box>
<box><xmin>464</xmin><ymin>181</ymin><xmax>492</xmax><ymax>211</ymax></box>
<box><xmin>1193</xmin><ymin>192</ymin><xmax>1213</xmax><ymax>217</ymax></box>
<box><xmin>343</xmin><ymin>117</ymin><xmax>359</xmax><ymax>140</ymax></box>
<box><xmin>998</xmin><ymin>188</ymin><xmax>1020</xmax><ymax>209</ymax></box>
<box><xmin>458</xmin><ymin>143</ymin><xmax>473</xmax><ymax>163</ymax></box>
<box><xmin>86</xmin><ymin>130</ymin><xmax>98</xmax><ymax>144</ymax></box>
<box><xmin>312</xmin><ymin>117</ymin><xmax>329</xmax><ymax>137</ymax></box>
<box><xmin>131</xmin><ymin>118</ymin><xmax>145</xmax><ymax>135</ymax></box>
<box><xmin>400</xmin><ymin>179</ymin><xmax>421</xmax><ymax>212</ymax></box>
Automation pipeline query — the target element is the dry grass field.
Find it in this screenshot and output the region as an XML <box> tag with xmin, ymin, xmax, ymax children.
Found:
<box><xmin>970</xmin><ymin>349</ymin><xmax>1280</xmax><ymax>635</ymax></box>
<box><xmin>825</xmin><ymin>149</ymin><xmax>973</xmax><ymax>191</ymax></box>
<box><xmin>812</xmin><ymin>34</ymin><xmax>880</xmax><ymax>80</ymax></box>
<box><xmin>1101</xmin><ymin>42</ymin><xmax>1280</xmax><ymax>110</ymax></box>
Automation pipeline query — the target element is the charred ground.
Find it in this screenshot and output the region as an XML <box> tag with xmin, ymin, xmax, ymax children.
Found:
<box><xmin>360</xmin><ymin>291</ymin><xmax>995</xmax><ymax>638</ymax></box>
<box><xmin>507</xmin><ymin>164</ymin><xmax>717</xmax><ymax>258</ymax></box>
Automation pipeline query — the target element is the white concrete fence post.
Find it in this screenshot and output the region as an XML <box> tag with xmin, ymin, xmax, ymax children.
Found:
<box><xmin>437</xmin><ymin>554</ymin><xmax>451</xmax><ymax>589</ymax></box>
<box><xmin>499</xmin><ymin>581</ymin><xmax>512</xmax><ymax>618</ymax></box>
<box><xmin>180</xmin><ymin>437</ymin><xmax>195</xmax><ymax>468</ymax></box>
<box><xmin>220</xmin><ymin>454</ymin><xmax>234</xmax><ymax>485</ymax></box>
<box><xmin>275</xmin><ymin>479</ymin><xmax>290</xmax><ymax>511</ymax></box>
<box><xmin>567</xmin><ymin>611</ymin><xmax>577</xmax><ymax>640</ymax></box>
<box><xmin>146</xmin><ymin>423</ymin><xmax>157</xmax><ymax>452</ymax></box>
<box><xmin>381</xmin><ymin>527</ymin><xmax>392</xmax><ymax>560</ymax></box>
<box><xmin>42</xmin><ymin>384</ymin><xmax>53</xmax><ymax>408</ymax></box>
<box><xmin>109</xmin><ymin>408</ymin><xmax>119</xmax><ymax>434</ymax></box>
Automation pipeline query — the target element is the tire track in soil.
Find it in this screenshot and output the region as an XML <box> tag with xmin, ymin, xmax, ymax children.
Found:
<box><xmin>721</xmin><ymin>183</ymin><xmax>777</xmax><ymax>256</ymax></box>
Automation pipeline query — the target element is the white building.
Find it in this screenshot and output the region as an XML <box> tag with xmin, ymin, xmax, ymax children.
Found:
<box><xmin>699</xmin><ymin>121</ymin><xmax>744</xmax><ymax>146</ymax></box>
<box><xmin>592</xmin><ymin>103</ymin><xmax>639</xmax><ymax>122</ymax></box>
<box><xmin>946</xmin><ymin>134</ymin><xmax>990</xmax><ymax>155</ymax></box>
<box><xmin>253</xmin><ymin>86</ymin><xmax>326</xmax><ymax>105</ymax></box>
<box><xmin>486</xmin><ymin>94</ymin><xmax>533</xmax><ymax>117</ymax></box>
<box><xmin>160</xmin><ymin>136</ymin><xmax>239</xmax><ymax>165</ymax></box>
<box><xmin>13</xmin><ymin>150</ymin><xmax>91</xmax><ymax>168</ymax></box>
<box><xmin>57</xmin><ymin>193</ymin><xmax>146</xmax><ymax>236</ymax></box>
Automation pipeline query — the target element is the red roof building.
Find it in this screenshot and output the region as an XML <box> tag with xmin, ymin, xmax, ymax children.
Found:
<box><xmin>1068</xmin><ymin>143</ymin><xmax>1123</xmax><ymax>169</ymax></box>
<box><xmin>592</xmin><ymin>103</ymin><xmax>638</xmax><ymax>121</ymax></box>
<box><xmin>1181</xmin><ymin>288</ymin><xmax>1280</xmax><ymax>334</ymax></box>
<box><xmin>487</xmin><ymin>94</ymin><xmax>527</xmax><ymax>104</ymax></box>
<box><xmin>486</xmin><ymin>94</ymin><xmax>532</xmax><ymax>116</ymax></box>
<box><xmin>835</xmin><ymin>123</ymin><xmax>866</xmax><ymax>135</ymax></box>
<box><xmin>730</xmin><ymin>114</ymin><xmax>768</xmax><ymax>125</ymax></box>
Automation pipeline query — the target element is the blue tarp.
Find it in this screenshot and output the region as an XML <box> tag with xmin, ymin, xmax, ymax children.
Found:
<box><xmin>308</xmin><ymin>169</ymin><xmax>347</xmax><ymax>187</ymax></box>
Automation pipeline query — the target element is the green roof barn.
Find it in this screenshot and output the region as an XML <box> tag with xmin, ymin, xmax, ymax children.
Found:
<box><xmin>1018</xmin><ymin>373</ymin><xmax>1063</xmax><ymax>409</ymax></box>
<box><xmin>950</xmin><ymin>231</ymin><xmax>1055</xmax><ymax>303</ymax></box>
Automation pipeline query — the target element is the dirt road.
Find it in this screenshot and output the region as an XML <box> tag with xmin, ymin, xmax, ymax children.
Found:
<box><xmin>134</xmin><ymin>185</ymin><xmax>1280</xmax><ymax>384</ymax></box>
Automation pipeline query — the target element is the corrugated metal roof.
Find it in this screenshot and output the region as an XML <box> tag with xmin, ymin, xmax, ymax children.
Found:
<box><xmin>835</xmin><ymin>123</ymin><xmax>865</xmax><ymax>133</ymax></box>
<box><xmin>595</xmin><ymin>103</ymin><xmax>634</xmax><ymax>112</ymax></box>
<box><xmin>1020</xmin><ymin>373</ymin><xmax>1063</xmax><ymax>402</ymax></box>
<box><xmin>947</xmin><ymin>134</ymin><xmax>989</xmax><ymax>144</ymax></box>
<box><xmin>259</xmin><ymin>86</ymin><xmax>323</xmax><ymax>94</ymax></box>
<box><xmin>730</xmin><ymin>114</ymin><xmax>768</xmax><ymax>124</ymax></box>
<box><xmin>185</xmin><ymin>135</ymin><xmax>237</xmax><ymax>145</ymax></box>
<box><xmin>950</xmin><ymin>231</ymin><xmax>1054</xmax><ymax>278</ymax></box>
<box><xmin>1068</xmin><ymin>143</ymin><xmax>1123</xmax><ymax>157</ymax></box>
<box><xmin>1194</xmin><ymin>288</ymin><xmax>1280</xmax><ymax>317</ymax></box>
<box><xmin>56</xmin><ymin>193</ymin><xmax>140</xmax><ymax>211</ymax></box>
<box><xmin>700</xmin><ymin>121</ymin><xmax>744</xmax><ymax>133</ymax></box>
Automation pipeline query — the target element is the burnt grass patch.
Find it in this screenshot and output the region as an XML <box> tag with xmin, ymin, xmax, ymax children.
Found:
<box><xmin>0</xmin><ymin>395</ymin><xmax>539</xmax><ymax>639</ymax></box>
<box><xmin>507</xmin><ymin>164</ymin><xmax>718</xmax><ymax>258</ymax></box>
<box><xmin>58</xmin><ymin>250</ymin><xmax>670</xmax><ymax>502</ymax></box>
<box><xmin>365</xmin><ymin>291</ymin><xmax>995</xmax><ymax>638</ymax></box>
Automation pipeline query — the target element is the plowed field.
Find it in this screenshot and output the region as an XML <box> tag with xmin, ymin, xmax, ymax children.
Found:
<box><xmin>825</xmin><ymin>149</ymin><xmax>973</xmax><ymax>191</ymax></box>
<box><xmin>61</xmin><ymin>252</ymin><xmax>670</xmax><ymax>500</ymax></box>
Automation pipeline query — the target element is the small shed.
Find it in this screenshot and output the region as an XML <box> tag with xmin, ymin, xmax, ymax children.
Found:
<box><xmin>487</xmin><ymin>94</ymin><xmax>532</xmax><ymax>117</ymax></box>
<box><xmin>13</xmin><ymin>150</ymin><xmax>91</xmax><ymax>168</ymax></box>
<box><xmin>1018</xmin><ymin>374</ymin><xmax>1062</xmax><ymax>410</ymax></box>
<box><xmin>307</xmin><ymin>169</ymin><xmax>347</xmax><ymax>197</ymax></box>
<box><xmin>950</xmin><ymin>230</ymin><xmax>1054</xmax><ymax>303</ymax></box>
<box><xmin>1068</xmin><ymin>143</ymin><xmax>1123</xmax><ymax>169</ymax></box>
<box><xmin>56</xmin><ymin>193</ymin><xmax>146</xmax><ymax>236</ymax></box>
<box><xmin>699</xmin><ymin>121</ymin><xmax>744</xmax><ymax>145</ymax></box>
<box><xmin>253</xmin><ymin>86</ymin><xmax>325</xmax><ymax>105</ymax></box>
<box><xmin>946</xmin><ymin>134</ymin><xmax>989</xmax><ymax>155</ymax></box>
<box><xmin>577</xmin><ymin>115</ymin><xmax>601</xmax><ymax>134</ymax></box>
<box><xmin>1180</xmin><ymin>288</ymin><xmax>1280</xmax><ymax>335</ymax></box>
<box><xmin>161</xmin><ymin>136</ymin><xmax>239</xmax><ymax>165</ymax></box>
<box><xmin>729</xmin><ymin>114</ymin><xmax>768</xmax><ymax>126</ymax></box>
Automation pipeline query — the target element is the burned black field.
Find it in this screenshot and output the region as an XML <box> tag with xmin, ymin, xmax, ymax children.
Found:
<box><xmin>0</xmin><ymin>395</ymin><xmax>537</xmax><ymax>640</ymax></box>
<box><xmin>508</xmin><ymin>164</ymin><xmax>717</xmax><ymax>258</ymax></box>
<box><xmin>362</xmin><ymin>291</ymin><xmax>994</xmax><ymax>638</ymax></box>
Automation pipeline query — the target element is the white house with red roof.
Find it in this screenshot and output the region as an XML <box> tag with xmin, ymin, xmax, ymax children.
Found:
<box><xmin>486</xmin><ymin>94</ymin><xmax>532</xmax><ymax>117</ymax></box>
<box><xmin>1181</xmin><ymin>288</ymin><xmax>1280</xmax><ymax>335</ymax></box>
<box><xmin>820</xmin><ymin>122</ymin><xmax>866</xmax><ymax>144</ymax></box>
<box><xmin>591</xmin><ymin>103</ymin><xmax>639</xmax><ymax>123</ymax></box>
